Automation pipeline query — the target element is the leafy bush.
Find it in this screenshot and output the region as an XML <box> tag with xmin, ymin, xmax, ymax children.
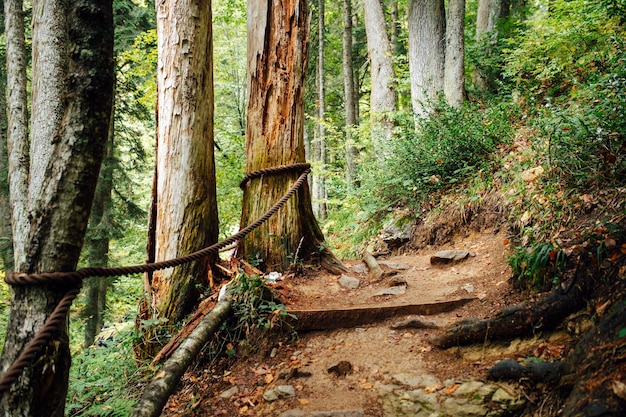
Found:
<box><xmin>378</xmin><ymin>99</ymin><xmax>518</xmax><ymax>208</ymax></box>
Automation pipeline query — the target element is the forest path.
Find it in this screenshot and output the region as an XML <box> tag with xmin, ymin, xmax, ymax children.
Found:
<box><xmin>165</xmin><ymin>229</ymin><xmax>556</xmax><ymax>416</ymax></box>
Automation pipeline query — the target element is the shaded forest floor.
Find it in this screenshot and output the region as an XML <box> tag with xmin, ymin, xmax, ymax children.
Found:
<box><xmin>161</xmin><ymin>207</ymin><xmax>625</xmax><ymax>416</ymax></box>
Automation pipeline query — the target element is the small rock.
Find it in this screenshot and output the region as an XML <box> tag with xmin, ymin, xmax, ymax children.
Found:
<box><xmin>218</xmin><ymin>386</ymin><xmax>239</xmax><ymax>399</ymax></box>
<box><xmin>372</xmin><ymin>285</ymin><xmax>406</xmax><ymax>296</ymax></box>
<box><xmin>392</xmin><ymin>373</ymin><xmax>441</xmax><ymax>389</ymax></box>
<box><xmin>310</xmin><ymin>411</ymin><xmax>365</xmax><ymax>417</ymax></box>
<box><xmin>430</xmin><ymin>250</ymin><xmax>472</xmax><ymax>264</ymax></box>
<box><xmin>491</xmin><ymin>387</ymin><xmax>519</xmax><ymax>404</ymax></box>
<box><xmin>263</xmin><ymin>385</ymin><xmax>296</xmax><ymax>402</ymax></box>
<box><xmin>378</xmin><ymin>260</ymin><xmax>409</xmax><ymax>270</ymax></box>
<box><xmin>441</xmin><ymin>397</ymin><xmax>487</xmax><ymax>416</ymax></box>
<box><xmin>388</xmin><ymin>276</ymin><xmax>408</xmax><ymax>287</ymax></box>
<box><xmin>338</xmin><ymin>274</ymin><xmax>360</xmax><ymax>289</ymax></box>
<box><xmin>461</xmin><ymin>283</ymin><xmax>474</xmax><ymax>294</ymax></box>
<box><xmin>351</xmin><ymin>263</ymin><xmax>369</xmax><ymax>274</ymax></box>
<box><xmin>328</xmin><ymin>361</ymin><xmax>353</xmax><ymax>377</ymax></box>
<box><xmin>453</xmin><ymin>380</ymin><xmax>484</xmax><ymax>396</ymax></box>
<box><xmin>390</xmin><ymin>317</ymin><xmax>439</xmax><ymax>330</ymax></box>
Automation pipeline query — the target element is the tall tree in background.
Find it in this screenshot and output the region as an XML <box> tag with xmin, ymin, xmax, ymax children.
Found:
<box><xmin>312</xmin><ymin>0</ymin><xmax>327</xmax><ymax>220</ymax></box>
<box><xmin>342</xmin><ymin>0</ymin><xmax>359</xmax><ymax>187</ymax></box>
<box><xmin>473</xmin><ymin>0</ymin><xmax>501</xmax><ymax>89</ymax></box>
<box><xmin>444</xmin><ymin>0</ymin><xmax>466</xmax><ymax>108</ymax></box>
<box><xmin>138</xmin><ymin>0</ymin><xmax>218</xmax><ymax>356</ymax></box>
<box><xmin>363</xmin><ymin>0</ymin><xmax>397</xmax><ymax>157</ymax></box>
<box><xmin>0</xmin><ymin>0</ymin><xmax>114</xmax><ymax>414</ymax></box>
<box><xmin>0</xmin><ymin>3</ymin><xmax>14</xmax><ymax>273</ymax></box>
<box><xmin>408</xmin><ymin>0</ymin><xmax>445</xmax><ymax>118</ymax></box>
<box><xmin>239</xmin><ymin>0</ymin><xmax>345</xmax><ymax>274</ymax></box>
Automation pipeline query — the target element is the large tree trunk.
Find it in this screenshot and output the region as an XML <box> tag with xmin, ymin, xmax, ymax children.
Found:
<box><xmin>141</xmin><ymin>0</ymin><xmax>219</xmax><ymax>339</ymax></box>
<box><xmin>363</xmin><ymin>0</ymin><xmax>396</xmax><ymax>158</ymax></box>
<box><xmin>444</xmin><ymin>0</ymin><xmax>465</xmax><ymax>108</ymax></box>
<box><xmin>312</xmin><ymin>0</ymin><xmax>327</xmax><ymax>220</ymax></box>
<box><xmin>342</xmin><ymin>0</ymin><xmax>359</xmax><ymax>188</ymax></box>
<box><xmin>408</xmin><ymin>0</ymin><xmax>446</xmax><ymax>118</ymax></box>
<box><xmin>0</xmin><ymin>1</ymin><xmax>114</xmax><ymax>415</ymax></box>
<box><xmin>239</xmin><ymin>0</ymin><xmax>345</xmax><ymax>274</ymax></box>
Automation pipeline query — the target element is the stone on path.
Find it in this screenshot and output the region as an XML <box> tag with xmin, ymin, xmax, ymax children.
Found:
<box><xmin>372</xmin><ymin>285</ymin><xmax>406</xmax><ymax>296</ymax></box>
<box><xmin>338</xmin><ymin>274</ymin><xmax>360</xmax><ymax>289</ymax></box>
<box><xmin>280</xmin><ymin>410</ymin><xmax>364</xmax><ymax>417</ymax></box>
<box><xmin>378</xmin><ymin>260</ymin><xmax>409</xmax><ymax>270</ymax></box>
<box><xmin>263</xmin><ymin>385</ymin><xmax>296</xmax><ymax>402</ymax></box>
<box><xmin>430</xmin><ymin>249</ymin><xmax>473</xmax><ymax>264</ymax></box>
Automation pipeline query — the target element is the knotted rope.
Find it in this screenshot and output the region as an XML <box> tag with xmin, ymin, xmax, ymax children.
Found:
<box><xmin>0</xmin><ymin>163</ymin><xmax>310</xmax><ymax>393</ymax></box>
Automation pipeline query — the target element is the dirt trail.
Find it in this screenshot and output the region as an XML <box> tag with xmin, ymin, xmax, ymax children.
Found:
<box><xmin>165</xmin><ymin>230</ymin><xmax>547</xmax><ymax>416</ymax></box>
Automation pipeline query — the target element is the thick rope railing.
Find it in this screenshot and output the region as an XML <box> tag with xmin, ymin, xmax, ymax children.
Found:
<box><xmin>0</xmin><ymin>163</ymin><xmax>310</xmax><ymax>394</ymax></box>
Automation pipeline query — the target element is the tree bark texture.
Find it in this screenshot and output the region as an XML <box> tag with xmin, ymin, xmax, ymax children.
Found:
<box><xmin>29</xmin><ymin>0</ymin><xmax>67</xmax><ymax>208</ymax></box>
<box><xmin>5</xmin><ymin>0</ymin><xmax>29</xmax><ymax>269</ymax></box>
<box><xmin>363</xmin><ymin>0</ymin><xmax>396</xmax><ymax>157</ymax></box>
<box><xmin>312</xmin><ymin>0</ymin><xmax>327</xmax><ymax>220</ymax></box>
<box><xmin>145</xmin><ymin>0</ymin><xmax>218</xmax><ymax>329</ymax></box>
<box><xmin>0</xmin><ymin>1</ymin><xmax>114</xmax><ymax>415</ymax></box>
<box><xmin>408</xmin><ymin>0</ymin><xmax>446</xmax><ymax>118</ymax></box>
<box><xmin>131</xmin><ymin>296</ymin><xmax>232</xmax><ymax>417</ymax></box>
<box><xmin>342</xmin><ymin>0</ymin><xmax>359</xmax><ymax>188</ymax></box>
<box><xmin>444</xmin><ymin>0</ymin><xmax>465</xmax><ymax>108</ymax></box>
<box><xmin>0</xmin><ymin>19</ymin><xmax>14</xmax><ymax>273</ymax></box>
<box><xmin>239</xmin><ymin>0</ymin><xmax>333</xmax><ymax>272</ymax></box>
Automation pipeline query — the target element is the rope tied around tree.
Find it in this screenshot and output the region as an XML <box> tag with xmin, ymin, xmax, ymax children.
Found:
<box><xmin>0</xmin><ymin>163</ymin><xmax>311</xmax><ymax>394</ymax></box>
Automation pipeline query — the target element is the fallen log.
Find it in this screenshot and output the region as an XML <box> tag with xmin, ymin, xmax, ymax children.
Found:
<box><xmin>429</xmin><ymin>278</ymin><xmax>586</xmax><ymax>349</ymax></box>
<box><xmin>131</xmin><ymin>295</ymin><xmax>232</xmax><ymax>417</ymax></box>
<box><xmin>287</xmin><ymin>297</ymin><xmax>476</xmax><ymax>331</ymax></box>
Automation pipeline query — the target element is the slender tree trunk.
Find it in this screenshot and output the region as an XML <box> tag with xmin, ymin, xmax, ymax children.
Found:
<box><xmin>0</xmin><ymin>1</ymin><xmax>114</xmax><ymax>415</ymax></box>
<box><xmin>4</xmin><ymin>0</ymin><xmax>29</xmax><ymax>269</ymax></box>
<box><xmin>28</xmin><ymin>0</ymin><xmax>67</xmax><ymax>208</ymax></box>
<box><xmin>408</xmin><ymin>0</ymin><xmax>446</xmax><ymax>118</ymax></box>
<box><xmin>390</xmin><ymin>0</ymin><xmax>401</xmax><ymax>55</ymax></box>
<box><xmin>239</xmin><ymin>0</ymin><xmax>345</xmax><ymax>274</ymax></box>
<box><xmin>313</xmin><ymin>0</ymin><xmax>327</xmax><ymax>220</ymax></box>
<box><xmin>83</xmin><ymin>110</ymin><xmax>115</xmax><ymax>349</ymax></box>
<box><xmin>342</xmin><ymin>0</ymin><xmax>359</xmax><ymax>188</ymax></box>
<box><xmin>139</xmin><ymin>0</ymin><xmax>218</xmax><ymax>356</ymax></box>
<box><xmin>363</xmin><ymin>0</ymin><xmax>396</xmax><ymax>158</ymax></box>
<box><xmin>444</xmin><ymin>0</ymin><xmax>465</xmax><ymax>108</ymax></box>
<box><xmin>0</xmin><ymin>4</ymin><xmax>14</xmax><ymax>272</ymax></box>
<box><xmin>473</xmin><ymin>0</ymin><xmax>501</xmax><ymax>89</ymax></box>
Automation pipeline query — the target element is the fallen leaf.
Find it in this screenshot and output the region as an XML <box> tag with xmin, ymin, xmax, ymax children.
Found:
<box><xmin>360</xmin><ymin>383</ymin><xmax>373</xmax><ymax>389</ymax></box>
<box><xmin>612</xmin><ymin>380</ymin><xmax>626</xmax><ymax>400</ymax></box>
<box><xmin>298</xmin><ymin>399</ymin><xmax>310</xmax><ymax>405</ymax></box>
<box><xmin>264</xmin><ymin>373</ymin><xmax>274</xmax><ymax>384</ymax></box>
<box><xmin>444</xmin><ymin>384</ymin><xmax>460</xmax><ymax>394</ymax></box>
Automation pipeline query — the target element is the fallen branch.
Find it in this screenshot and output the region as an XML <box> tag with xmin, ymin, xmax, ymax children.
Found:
<box><xmin>151</xmin><ymin>295</ymin><xmax>218</xmax><ymax>365</ymax></box>
<box><xmin>131</xmin><ymin>295</ymin><xmax>233</xmax><ymax>417</ymax></box>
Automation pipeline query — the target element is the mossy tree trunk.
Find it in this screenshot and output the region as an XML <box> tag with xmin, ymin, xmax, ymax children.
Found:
<box><xmin>239</xmin><ymin>0</ymin><xmax>345</xmax><ymax>274</ymax></box>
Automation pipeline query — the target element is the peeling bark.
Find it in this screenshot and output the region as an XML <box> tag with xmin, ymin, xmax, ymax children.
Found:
<box><xmin>239</xmin><ymin>0</ymin><xmax>344</xmax><ymax>274</ymax></box>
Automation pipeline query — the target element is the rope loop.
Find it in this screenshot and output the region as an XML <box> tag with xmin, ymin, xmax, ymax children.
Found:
<box><xmin>239</xmin><ymin>162</ymin><xmax>311</xmax><ymax>189</ymax></box>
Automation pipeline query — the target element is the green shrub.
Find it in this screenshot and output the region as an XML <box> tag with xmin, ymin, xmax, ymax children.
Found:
<box><xmin>379</xmin><ymin>99</ymin><xmax>518</xmax><ymax>208</ymax></box>
<box><xmin>508</xmin><ymin>242</ymin><xmax>567</xmax><ymax>292</ymax></box>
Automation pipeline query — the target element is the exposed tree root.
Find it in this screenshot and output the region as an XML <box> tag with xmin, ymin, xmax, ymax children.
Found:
<box><xmin>429</xmin><ymin>275</ymin><xmax>588</xmax><ymax>349</ymax></box>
